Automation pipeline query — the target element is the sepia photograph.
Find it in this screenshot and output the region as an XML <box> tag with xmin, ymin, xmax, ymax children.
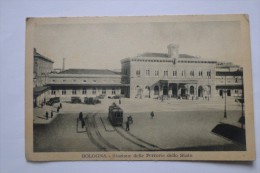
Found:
<box><xmin>25</xmin><ymin>15</ymin><xmax>255</xmax><ymax>161</ymax></box>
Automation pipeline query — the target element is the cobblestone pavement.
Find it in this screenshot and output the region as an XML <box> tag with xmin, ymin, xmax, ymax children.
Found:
<box><xmin>33</xmin><ymin>97</ymin><xmax>245</xmax><ymax>152</ymax></box>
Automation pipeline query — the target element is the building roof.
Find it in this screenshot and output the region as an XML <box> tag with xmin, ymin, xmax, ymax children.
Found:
<box><xmin>47</xmin><ymin>83</ymin><xmax>129</xmax><ymax>87</ymax></box>
<box><xmin>58</xmin><ymin>69</ymin><xmax>121</xmax><ymax>75</ymax></box>
<box><xmin>34</xmin><ymin>49</ymin><xmax>54</xmax><ymax>63</ymax></box>
<box><xmin>139</xmin><ymin>52</ymin><xmax>168</xmax><ymax>58</ymax></box>
<box><xmin>179</xmin><ymin>54</ymin><xmax>199</xmax><ymax>59</ymax></box>
<box><xmin>138</xmin><ymin>53</ymin><xmax>199</xmax><ymax>59</ymax></box>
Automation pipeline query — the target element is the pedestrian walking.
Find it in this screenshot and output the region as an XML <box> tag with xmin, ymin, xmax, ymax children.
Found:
<box><xmin>81</xmin><ymin>119</ymin><xmax>85</xmax><ymax>128</ymax></box>
<box><xmin>51</xmin><ymin>111</ymin><xmax>53</xmax><ymax>118</ymax></box>
<box><xmin>150</xmin><ymin>111</ymin><xmax>154</xmax><ymax>119</ymax></box>
<box><xmin>57</xmin><ymin>106</ymin><xmax>60</xmax><ymax>113</ymax></box>
<box><xmin>119</xmin><ymin>99</ymin><xmax>121</xmax><ymax>105</ymax></box>
<box><xmin>125</xmin><ymin>121</ymin><xmax>130</xmax><ymax>131</ymax></box>
<box><xmin>60</xmin><ymin>103</ymin><xmax>62</xmax><ymax>108</ymax></box>
<box><xmin>79</xmin><ymin>112</ymin><xmax>83</xmax><ymax>121</ymax></box>
<box><xmin>45</xmin><ymin>111</ymin><xmax>49</xmax><ymax>120</ymax></box>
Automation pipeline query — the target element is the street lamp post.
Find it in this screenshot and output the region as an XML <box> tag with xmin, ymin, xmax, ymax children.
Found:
<box><xmin>241</xmin><ymin>74</ymin><xmax>245</xmax><ymax>129</ymax></box>
<box><xmin>224</xmin><ymin>74</ymin><xmax>227</xmax><ymax>118</ymax></box>
<box><xmin>207</xmin><ymin>73</ymin><xmax>210</xmax><ymax>101</ymax></box>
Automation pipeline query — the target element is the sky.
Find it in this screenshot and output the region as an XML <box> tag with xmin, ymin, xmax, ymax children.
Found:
<box><xmin>33</xmin><ymin>20</ymin><xmax>242</xmax><ymax>70</ymax></box>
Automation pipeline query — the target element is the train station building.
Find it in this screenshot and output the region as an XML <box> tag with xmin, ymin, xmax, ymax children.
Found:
<box><xmin>36</xmin><ymin>43</ymin><xmax>243</xmax><ymax>101</ymax></box>
<box><xmin>121</xmin><ymin>44</ymin><xmax>243</xmax><ymax>99</ymax></box>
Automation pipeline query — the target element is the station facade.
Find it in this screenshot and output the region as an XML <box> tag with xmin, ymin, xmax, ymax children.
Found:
<box><xmin>46</xmin><ymin>69</ymin><xmax>128</xmax><ymax>101</ymax></box>
<box><xmin>34</xmin><ymin>43</ymin><xmax>243</xmax><ymax>102</ymax></box>
<box><xmin>121</xmin><ymin>44</ymin><xmax>243</xmax><ymax>99</ymax></box>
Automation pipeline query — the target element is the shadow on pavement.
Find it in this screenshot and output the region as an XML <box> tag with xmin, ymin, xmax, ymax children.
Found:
<box><xmin>211</xmin><ymin>123</ymin><xmax>246</xmax><ymax>145</ymax></box>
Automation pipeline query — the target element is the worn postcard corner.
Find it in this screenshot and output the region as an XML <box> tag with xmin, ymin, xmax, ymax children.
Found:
<box><xmin>25</xmin><ymin>14</ymin><xmax>255</xmax><ymax>161</ymax></box>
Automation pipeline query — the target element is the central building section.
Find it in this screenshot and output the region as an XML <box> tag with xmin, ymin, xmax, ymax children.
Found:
<box><xmin>121</xmin><ymin>44</ymin><xmax>217</xmax><ymax>99</ymax></box>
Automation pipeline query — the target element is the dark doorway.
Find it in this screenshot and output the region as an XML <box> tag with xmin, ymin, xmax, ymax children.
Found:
<box><xmin>172</xmin><ymin>84</ymin><xmax>178</xmax><ymax>97</ymax></box>
<box><xmin>219</xmin><ymin>90</ymin><xmax>223</xmax><ymax>96</ymax></box>
<box><xmin>190</xmin><ymin>86</ymin><xmax>194</xmax><ymax>95</ymax></box>
<box><xmin>227</xmin><ymin>90</ymin><xmax>231</xmax><ymax>96</ymax></box>
<box><xmin>181</xmin><ymin>89</ymin><xmax>186</xmax><ymax>96</ymax></box>
<box><xmin>154</xmin><ymin>86</ymin><xmax>159</xmax><ymax>95</ymax></box>
<box><xmin>163</xmin><ymin>86</ymin><xmax>168</xmax><ymax>95</ymax></box>
<box><xmin>198</xmin><ymin>86</ymin><xmax>203</xmax><ymax>97</ymax></box>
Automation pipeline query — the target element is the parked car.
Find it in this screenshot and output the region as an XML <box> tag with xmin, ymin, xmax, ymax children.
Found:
<box><xmin>84</xmin><ymin>97</ymin><xmax>101</xmax><ymax>105</ymax></box>
<box><xmin>71</xmin><ymin>96</ymin><xmax>81</xmax><ymax>103</ymax></box>
<box><xmin>108</xmin><ymin>95</ymin><xmax>120</xmax><ymax>99</ymax></box>
<box><xmin>97</xmin><ymin>94</ymin><xmax>106</xmax><ymax>99</ymax></box>
<box><xmin>46</xmin><ymin>97</ymin><xmax>60</xmax><ymax>106</ymax></box>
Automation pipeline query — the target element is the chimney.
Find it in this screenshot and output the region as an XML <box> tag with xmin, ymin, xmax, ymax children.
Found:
<box><xmin>62</xmin><ymin>58</ymin><xmax>65</xmax><ymax>71</ymax></box>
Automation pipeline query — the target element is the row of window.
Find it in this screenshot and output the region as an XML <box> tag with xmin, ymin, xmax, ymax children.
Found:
<box><xmin>136</xmin><ymin>70</ymin><xmax>211</xmax><ymax>77</ymax></box>
<box><xmin>131</xmin><ymin>59</ymin><xmax>216</xmax><ymax>64</ymax></box>
<box><xmin>51</xmin><ymin>79</ymin><xmax>119</xmax><ymax>83</ymax></box>
<box><xmin>51</xmin><ymin>88</ymin><xmax>116</xmax><ymax>95</ymax></box>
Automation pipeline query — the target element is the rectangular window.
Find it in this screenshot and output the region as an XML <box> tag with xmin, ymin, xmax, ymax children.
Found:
<box><xmin>51</xmin><ymin>90</ymin><xmax>56</xmax><ymax>95</ymax></box>
<box><xmin>62</xmin><ymin>89</ymin><xmax>66</xmax><ymax>95</ymax></box>
<box><xmin>155</xmin><ymin>70</ymin><xmax>159</xmax><ymax>76</ymax></box>
<box><xmin>199</xmin><ymin>71</ymin><xmax>203</xmax><ymax>76</ymax></box>
<box><xmin>182</xmin><ymin>70</ymin><xmax>186</xmax><ymax>77</ymax></box>
<box><xmin>190</xmin><ymin>71</ymin><xmax>194</xmax><ymax>77</ymax></box>
<box><xmin>164</xmin><ymin>71</ymin><xmax>168</xmax><ymax>76</ymax></box>
<box><xmin>72</xmin><ymin>89</ymin><xmax>77</xmax><ymax>95</ymax></box>
<box><xmin>102</xmin><ymin>89</ymin><xmax>106</xmax><ymax>94</ymax></box>
<box><xmin>207</xmin><ymin>71</ymin><xmax>211</xmax><ymax>78</ymax></box>
<box><xmin>136</xmin><ymin>70</ymin><xmax>140</xmax><ymax>76</ymax></box>
<box><xmin>112</xmin><ymin>88</ymin><xmax>116</xmax><ymax>95</ymax></box>
<box><xmin>92</xmin><ymin>88</ymin><xmax>96</xmax><ymax>95</ymax></box>
<box><xmin>146</xmin><ymin>70</ymin><xmax>150</xmax><ymax>76</ymax></box>
<box><xmin>82</xmin><ymin>88</ymin><xmax>87</xmax><ymax>94</ymax></box>
<box><xmin>173</xmin><ymin>71</ymin><xmax>176</xmax><ymax>76</ymax></box>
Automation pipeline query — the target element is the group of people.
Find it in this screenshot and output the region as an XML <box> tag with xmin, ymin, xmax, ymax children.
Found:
<box><xmin>45</xmin><ymin>103</ymin><xmax>62</xmax><ymax>120</ymax></box>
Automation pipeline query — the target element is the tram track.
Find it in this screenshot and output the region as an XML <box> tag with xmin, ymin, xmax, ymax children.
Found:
<box><xmin>85</xmin><ymin>113</ymin><xmax>119</xmax><ymax>151</ymax></box>
<box><xmin>85</xmin><ymin>112</ymin><xmax>162</xmax><ymax>151</ymax></box>
<box><xmin>114</xmin><ymin>126</ymin><xmax>162</xmax><ymax>151</ymax></box>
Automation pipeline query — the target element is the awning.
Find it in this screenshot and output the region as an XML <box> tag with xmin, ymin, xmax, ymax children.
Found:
<box><xmin>33</xmin><ymin>86</ymin><xmax>50</xmax><ymax>96</ymax></box>
<box><xmin>216</xmin><ymin>85</ymin><xmax>243</xmax><ymax>89</ymax></box>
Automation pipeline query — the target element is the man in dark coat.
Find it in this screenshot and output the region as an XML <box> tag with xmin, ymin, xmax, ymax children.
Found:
<box><xmin>45</xmin><ymin>111</ymin><xmax>49</xmax><ymax>120</ymax></box>
<box><xmin>150</xmin><ymin>111</ymin><xmax>154</xmax><ymax>119</ymax></box>
<box><xmin>81</xmin><ymin>119</ymin><xmax>85</xmax><ymax>128</ymax></box>
<box><xmin>126</xmin><ymin>121</ymin><xmax>130</xmax><ymax>131</ymax></box>
<box><xmin>60</xmin><ymin>103</ymin><xmax>62</xmax><ymax>108</ymax></box>
<box><xmin>79</xmin><ymin>112</ymin><xmax>83</xmax><ymax>121</ymax></box>
<box><xmin>51</xmin><ymin>111</ymin><xmax>53</xmax><ymax>118</ymax></box>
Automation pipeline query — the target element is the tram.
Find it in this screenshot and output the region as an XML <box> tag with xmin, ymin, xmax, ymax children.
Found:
<box><xmin>108</xmin><ymin>103</ymin><xmax>123</xmax><ymax>126</ymax></box>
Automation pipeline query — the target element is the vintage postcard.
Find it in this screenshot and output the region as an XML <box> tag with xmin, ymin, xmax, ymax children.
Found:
<box><xmin>25</xmin><ymin>15</ymin><xmax>255</xmax><ymax>161</ymax></box>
